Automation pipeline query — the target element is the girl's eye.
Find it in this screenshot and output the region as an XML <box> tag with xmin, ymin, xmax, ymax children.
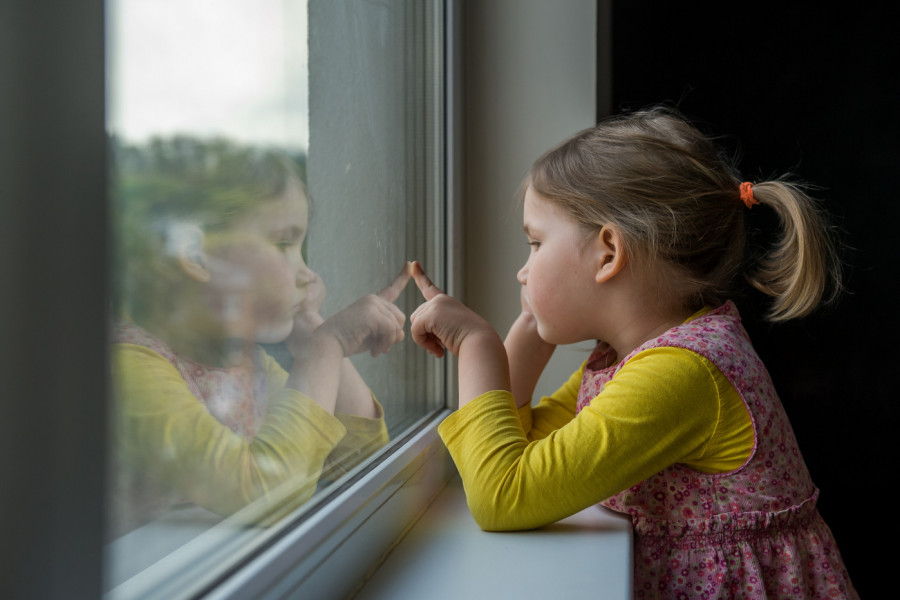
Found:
<box><xmin>276</xmin><ymin>240</ymin><xmax>298</xmax><ymax>252</ymax></box>
<box><xmin>527</xmin><ymin>240</ymin><xmax>541</xmax><ymax>249</ymax></box>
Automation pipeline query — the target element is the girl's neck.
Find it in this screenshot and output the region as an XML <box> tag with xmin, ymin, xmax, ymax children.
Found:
<box><xmin>598</xmin><ymin>291</ymin><xmax>695</xmax><ymax>361</ymax></box>
<box><xmin>136</xmin><ymin>306</ymin><xmax>254</xmax><ymax>368</ymax></box>
<box><xmin>591</xmin><ymin>261</ymin><xmax>699</xmax><ymax>360</ymax></box>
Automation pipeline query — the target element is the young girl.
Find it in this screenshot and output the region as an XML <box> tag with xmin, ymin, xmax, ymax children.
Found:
<box><xmin>111</xmin><ymin>141</ymin><xmax>409</xmax><ymax>534</ymax></box>
<box><xmin>408</xmin><ymin>108</ymin><xmax>857</xmax><ymax>599</ymax></box>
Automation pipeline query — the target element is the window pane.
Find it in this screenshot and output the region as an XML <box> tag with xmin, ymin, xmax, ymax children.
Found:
<box><xmin>104</xmin><ymin>0</ymin><xmax>444</xmax><ymax>595</ymax></box>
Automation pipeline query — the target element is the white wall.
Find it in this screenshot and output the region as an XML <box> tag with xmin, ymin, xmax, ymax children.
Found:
<box><xmin>464</xmin><ymin>0</ymin><xmax>599</xmax><ymax>399</ymax></box>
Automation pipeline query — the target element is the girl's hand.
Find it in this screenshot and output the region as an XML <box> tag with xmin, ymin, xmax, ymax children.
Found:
<box><xmin>513</xmin><ymin>284</ymin><xmax>542</xmax><ymax>336</ymax></box>
<box><xmin>409</xmin><ymin>261</ymin><xmax>510</xmax><ymax>405</ymax></box>
<box><xmin>289</xmin><ymin>273</ymin><xmax>328</xmax><ymax>343</ymax></box>
<box><xmin>313</xmin><ymin>266</ymin><xmax>411</xmax><ymax>358</ymax></box>
<box><xmin>408</xmin><ymin>261</ymin><xmax>496</xmax><ymax>357</ymax></box>
<box><xmin>505</xmin><ymin>285</ymin><xmax>557</xmax><ymax>408</ymax></box>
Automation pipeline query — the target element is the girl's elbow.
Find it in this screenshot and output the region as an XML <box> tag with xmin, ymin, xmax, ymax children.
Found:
<box><xmin>467</xmin><ymin>498</ymin><xmax>537</xmax><ymax>532</ymax></box>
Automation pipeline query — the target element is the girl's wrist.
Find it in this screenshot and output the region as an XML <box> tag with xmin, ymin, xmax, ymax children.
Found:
<box><xmin>288</xmin><ymin>325</ymin><xmax>342</xmax><ymax>364</ymax></box>
<box><xmin>285</xmin><ymin>332</ymin><xmax>344</xmax><ymax>409</ymax></box>
<box><xmin>294</xmin><ymin>311</ymin><xmax>325</xmax><ymax>333</ymax></box>
<box><xmin>457</xmin><ymin>329</ymin><xmax>511</xmax><ymax>407</ymax></box>
<box><xmin>508</xmin><ymin>311</ymin><xmax>554</xmax><ymax>350</ymax></box>
<box><xmin>310</xmin><ymin>328</ymin><xmax>346</xmax><ymax>357</ymax></box>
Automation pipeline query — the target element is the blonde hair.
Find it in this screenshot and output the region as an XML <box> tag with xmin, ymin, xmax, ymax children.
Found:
<box><xmin>528</xmin><ymin>106</ymin><xmax>842</xmax><ymax>322</ymax></box>
<box><xmin>111</xmin><ymin>137</ymin><xmax>307</xmax><ymax>321</ymax></box>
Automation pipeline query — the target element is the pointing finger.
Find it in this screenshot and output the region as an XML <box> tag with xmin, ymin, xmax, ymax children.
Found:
<box><xmin>410</xmin><ymin>260</ymin><xmax>443</xmax><ymax>301</ymax></box>
<box><xmin>377</xmin><ymin>262</ymin><xmax>413</xmax><ymax>303</ymax></box>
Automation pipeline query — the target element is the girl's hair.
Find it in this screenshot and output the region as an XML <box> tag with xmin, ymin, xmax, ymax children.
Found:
<box><xmin>527</xmin><ymin>106</ymin><xmax>842</xmax><ymax>322</ymax></box>
<box><xmin>111</xmin><ymin>137</ymin><xmax>306</xmax><ymax>320</ymax></box>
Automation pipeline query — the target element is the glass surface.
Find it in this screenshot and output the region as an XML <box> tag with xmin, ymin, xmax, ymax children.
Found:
<box><xmin>104</xmin><ymin>0</ymin><xmax>444</xmax><ymax>595</ymax></box>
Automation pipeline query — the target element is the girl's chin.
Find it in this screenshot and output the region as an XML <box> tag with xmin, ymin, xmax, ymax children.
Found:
<box><xmin>535</xmin><ymin>322</ymin><xmax>557</xmax><ymax>344</ymax></box>
<box><xmin>535</xmin><ymin>323</ymin><xmax>578</xmax><ymax>347</ymax></box>
<box><xmin>254</xmin><ymin>319</ymin><xmax>294</xmax><ymax>344</ymax></box>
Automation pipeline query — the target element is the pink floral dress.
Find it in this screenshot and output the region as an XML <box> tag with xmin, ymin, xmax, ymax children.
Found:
<box><xmin>575</xmin><ymin>302</ymin><xmax>857</xmax><ymax>599</ymax></box>
<box><xmin>115</xmin><ymin>320</ymin><xmax>269</xmax><ymax>439</ymax></box>
<box><xmin>110</xmin><ymin>320</ymin><xmax>272</xmax><ymax>534</ymax></box>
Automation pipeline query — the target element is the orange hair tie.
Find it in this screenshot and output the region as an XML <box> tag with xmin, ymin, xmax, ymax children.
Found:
<box><xmin>739</xmin><ymin>181</ymin><xmax>758</xmax><ymax>209</ymax></box>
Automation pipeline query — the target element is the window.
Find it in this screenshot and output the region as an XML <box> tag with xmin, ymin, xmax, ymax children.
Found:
<box><xmin>104</xmin><ymin>0</ymin><xmax>450</xmax><ymax>597</ymax></box>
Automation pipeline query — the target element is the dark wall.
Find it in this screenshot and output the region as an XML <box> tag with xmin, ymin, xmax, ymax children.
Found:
<box><xmin>612</xmin><ymin>3</ymin><xmax>898</xmax><ymax>595</ymax></box>
<box><xmin>1</xmin><ymin>2</ymin><xmax>108</xmax><ymax>598</ymax></box>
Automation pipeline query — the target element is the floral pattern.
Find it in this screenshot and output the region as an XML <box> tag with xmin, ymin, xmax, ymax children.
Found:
<box><xmin>576</xmin><ymin>302</ymin><xmax>857</xmax><ymax>599</ymax></box>
<box><xmin>115</xmin><ymin>320</ymin><xmax>269</xmax><ymax>439</ymax></box>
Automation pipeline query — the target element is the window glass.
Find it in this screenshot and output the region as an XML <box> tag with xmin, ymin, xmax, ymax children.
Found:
<box><xmin>104</xmin><ymin>0</ymin><xmax>444</xmax><ymax>595</ymax></box>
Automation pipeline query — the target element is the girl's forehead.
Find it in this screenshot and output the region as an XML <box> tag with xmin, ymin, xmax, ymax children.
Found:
<box><xmin>523</xmin><ymin>186</ymin><xmax>563</xmax><ymax>223</ymax></box>
<box><xmin>239</xmin><ymin>181</ymin><xmax>309</xmax><ymax>231</ymax></box>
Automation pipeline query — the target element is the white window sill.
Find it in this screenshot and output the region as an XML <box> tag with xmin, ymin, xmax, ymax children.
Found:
<box><xmin>355</xmin><ymin>475</ymin><xmax>633</xmax><ymax>599</ymax></box>
<box><xmin>106</xmin><ymin>409</ymin><xmax>633</xmax><ymax>599</ymax></box>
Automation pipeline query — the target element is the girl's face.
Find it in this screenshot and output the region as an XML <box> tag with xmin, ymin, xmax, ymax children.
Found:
<box><xmin>205</xmin><ymin>176</ymin><xmax>317</xmax><ymax>344</ymax></box>
<box><xmin>517</xmin><ymin>187</ymin><xmax>601</xmax><ymax>345</ymax></box>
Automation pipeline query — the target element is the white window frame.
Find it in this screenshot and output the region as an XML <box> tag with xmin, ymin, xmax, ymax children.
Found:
<box><xmin>210</xmin><ymin>1</ymin><xmax>464</xmax><ymax>594</ymax></box>
<box><xmin>205</xmin><ymin>2</ymin><xmax>464</xmax><ymax>595</ymax></box>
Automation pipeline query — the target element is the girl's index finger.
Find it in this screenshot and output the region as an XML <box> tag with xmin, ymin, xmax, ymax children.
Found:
<box><xmin>409</xmin><ymin>260</ymin><xmax>443</xmax><ymax>300</ymax></box>
<box><xmin>377</xmin><ymin>263</ymin><xmax>413</xmax><ymax>303</ymax></box>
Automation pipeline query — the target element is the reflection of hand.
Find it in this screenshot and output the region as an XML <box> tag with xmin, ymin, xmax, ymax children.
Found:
<box><xmin>409</xmin><ymin>261</ymin><xmax>496</xmax><ymax>358</ymax></box>
<box><xmin>313</xmin><ymin>266</ymin><xmax>411</xmax><ymax>358</ymax></box>
<box><xmin>289</xmin><ymin>274</ymin><xmax>327</xmax><ymax>346</ymax></box>
<box><xmin>300</xmin><ymin>272</ymin><xmax>327</xmax><ymax>315</ymax></box>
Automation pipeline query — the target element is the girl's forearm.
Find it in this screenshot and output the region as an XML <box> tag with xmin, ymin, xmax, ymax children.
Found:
<box><xmin>458</xmin><ymin>329</ymin><xmax>511</xmax><ymax>409</ymax></box>
<box><xmin>334</xmin><ymin>358</ymin><xmax>378</xmax><ymax>418</ymax></box>
<box><xmin>504</xmin><ymin>312</ymin><xmax>556</xmax><ymax>408</ymax></box>
<box><xmin>285</xmin><ymin>332</ymin><xmax>344</xmax><ymax>414</ymax></box>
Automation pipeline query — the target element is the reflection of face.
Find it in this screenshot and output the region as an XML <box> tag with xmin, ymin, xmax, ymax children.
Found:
<box><xmin>206</xmin><ymin>176</ymin><xmax>316</xmax><ymax>343</ymax></box>
<box><xmin>517</xmin><ymin>187</ymin><xmax>598</xmax><ymax>345</ymax></box>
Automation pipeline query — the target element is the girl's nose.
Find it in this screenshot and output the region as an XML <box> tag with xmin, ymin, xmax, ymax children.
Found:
<box><xmin>296</xmin><ymin>261</ymin><xmax>316</xmax><ymax>285</ymax></box>
<box><xmin>517</xmin><ymin>263</ymin><xmax>528</xmax><ymax>285</ymax></box>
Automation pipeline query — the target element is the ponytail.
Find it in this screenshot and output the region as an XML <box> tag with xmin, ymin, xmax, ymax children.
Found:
<box><xmin>744</xmin><ymin>179</ymin><xmax>843</xmax><ymax>322</ymax></box>
<box><xmin>530</xmin><ymin>107</ymin><xmax>843</xmax><ymax>323</ymax></box>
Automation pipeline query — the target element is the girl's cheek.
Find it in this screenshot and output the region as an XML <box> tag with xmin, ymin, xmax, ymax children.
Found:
<box><xmin>217</xmin><ymin>242</ymin><xmax>299</xmax><ymax>316</ymax></box>
<box><xmin>255</xmin><ymin>263</ymin><xmax>297</xmax><ymax>311</ymax></box>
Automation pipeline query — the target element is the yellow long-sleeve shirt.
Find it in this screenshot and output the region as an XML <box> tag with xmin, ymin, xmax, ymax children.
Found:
<box><xmin>438</xmin><ymin>346</ymin><xmax>754</xmax><ymax>531</ymax></box>
<box><xmin>112</xmin><ymin>342</ymin><xmax>388</xmax><ymax>533</ymax></box>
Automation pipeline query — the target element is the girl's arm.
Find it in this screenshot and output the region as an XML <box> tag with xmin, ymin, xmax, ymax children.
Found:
<box><xmin>286</xmin><ymin>267</ymin><xmax>410</xmax><ymax>417</ymax></box>
<box><xmin>286</xmin><ymin>312</ymin><xmax>375</xmax><ymax>418</ymax></box>
<box><xmin>409</xmin><ymin>262</ymin><xmax>510</xmax><ymax>407</ymax></box>
<box><xmin>285</xmin><ymin>327</ymin><xmax>344</xmax><ymax>414</ymax></box>
<box><xmin>263</xmin><ymin>353</ymin><xmax>389</xmax><ymax>481</ymax></box>
<box><xmin>114</xmin><ymin>344</ymin><xmax>347</xmax><ymax>519</ymax></box>
<box><xmin>439</xmin><ymin>348</ymin><xmax>725</xmax><ymax>531</ymax></box>
<box><xmin>504</xmin><ymin>287</ymin><xmax>556</xmax><ymax>408</ymax></box>
<box><xmin>408</xmin><ymin>262</ymin><xmax>727</xmax><ymax>531</ymax></box>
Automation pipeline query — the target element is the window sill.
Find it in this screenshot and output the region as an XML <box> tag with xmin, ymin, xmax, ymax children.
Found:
<box><xmin>354</xmin><ymin>475</ymin><xmax>633</xmax><ymax>599</ymax></box>
<box><xmin>204</xmin><ymin>409</ymin><xmax>457</xmax><ymax>599</ymax></box>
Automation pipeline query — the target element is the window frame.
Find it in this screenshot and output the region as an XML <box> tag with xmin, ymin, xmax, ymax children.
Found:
<box><xmin>202</xmin><ymin>2</ymin><xmax>464</xmax><ymax>595</ymax></box>
<box><xmin>0</xmin><ymin>0</ymin><xmax>461</xmax><ymax>598</ymax></box>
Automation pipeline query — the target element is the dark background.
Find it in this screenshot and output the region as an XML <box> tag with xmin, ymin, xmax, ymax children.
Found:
<box><xmin>612</xmin><ymin>3</ymin><xmax>898</xmax><ymax>596</ymax></box>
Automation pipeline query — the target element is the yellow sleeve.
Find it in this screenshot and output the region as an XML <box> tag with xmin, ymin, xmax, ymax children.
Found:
<box><xmin>114</xmin><ymin>343</ymin><xmax>347</xmax><ymax>520</ymax></box>
<box><xmin>516</xmin><ymin>359</ymin><xmax>588</xmax><ymax>440</ymax></box>
<box><xmin>262</xmin><ymin>353</ymin><xmax>390</xmax><ymax>480</ymax></box>
<box><xmin>439</xmin><ymin>347</ymin><xmax>752</xmax><ymax>531</ymax></box>
<box><xmin>322</xmin><ymin>408</ymin><xmax>390</xmax><ymax>480</ymax></box>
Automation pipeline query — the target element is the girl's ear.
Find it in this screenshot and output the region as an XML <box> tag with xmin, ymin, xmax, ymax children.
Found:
<box><xmin>594</xmin><ymin>225</ymin><xmax>627</xmax><ymax>283</ymax></box>
<box><xmin>170</xmin><ymin>224</ymin><xmax>211</xmax><ymax>283</ymax></box>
